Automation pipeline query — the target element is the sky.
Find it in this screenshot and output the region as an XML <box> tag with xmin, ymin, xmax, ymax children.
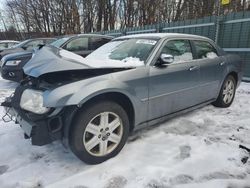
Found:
<box><xmin>0</xmin><ymin>0</ymin><xmax>6</xmax><ymax>31</ymax></box>
<box><xmin>0</xmin><ymin>0</ymin><xmax>5</xmax><ymax>10</ymax></box>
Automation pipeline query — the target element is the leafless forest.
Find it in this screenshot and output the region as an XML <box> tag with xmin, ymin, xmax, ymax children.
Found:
<box><xmin>1</xmin><ymin>0</ymin><xmax>250</xmax><ymax>39</ymax></box>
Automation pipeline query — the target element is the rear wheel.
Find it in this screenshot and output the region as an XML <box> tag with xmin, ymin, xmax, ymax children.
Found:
<box><xmin>69</xmin><ymin>101</ymin><xmax>129</xmax><ymax>164</ymax></box>
<box><xmin>213</xmin><ymin>75</ymin><xmax>236</xmax><ymax>108</ymax></box>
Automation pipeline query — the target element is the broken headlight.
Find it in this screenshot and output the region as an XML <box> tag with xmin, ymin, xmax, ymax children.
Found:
<box><xmin>20</xmin><ymin>89</ymin><xmax>50</xmax><ymax>114</ymax></box>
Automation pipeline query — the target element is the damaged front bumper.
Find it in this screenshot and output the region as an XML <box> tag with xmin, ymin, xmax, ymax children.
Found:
<box><xmin>1</xmin><ymin>65</ymin><xmax>24</xmax><ymax>82</ymax></box>
<box><xmin>1</xmin><ymin>86</ymin><xmax>74</xmax><ymax>146</ymax></box>
<box><xmin>2</xmin><ymin>101</ymin><xmax>36</xmax><ymax>140</ymax></box>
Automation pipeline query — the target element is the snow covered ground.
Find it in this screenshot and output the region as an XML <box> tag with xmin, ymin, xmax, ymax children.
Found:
<box><xmin>0</xmin><ymin>78</ymin><xmax>250</xmax><ymax>188</ymax></box>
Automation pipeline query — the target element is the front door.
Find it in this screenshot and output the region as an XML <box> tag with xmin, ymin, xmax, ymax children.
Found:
<box><xmin>148</xmin><ymin>39</ymin><xmax>201</xmax><ymax>120</ymax></box>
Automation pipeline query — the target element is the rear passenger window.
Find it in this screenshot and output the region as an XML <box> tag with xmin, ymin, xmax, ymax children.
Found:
<box><xmin>91</xmin><ymin>37</ymin><xmax>111</xmax><ymax>50</ymax></box>
<box><xmin>193</xmin><ymin>41</ymin><xmax>218</xmax><ymax>59</ymax></box>
<box><xmin>65</xmin><ymin>37</ymin><xmax>89</xmax><ymax>51</ymax></box>
<box><xmin>161</xmin><ymin>40</ymin><xmax>193</xmax><ymax>63</ymax></box>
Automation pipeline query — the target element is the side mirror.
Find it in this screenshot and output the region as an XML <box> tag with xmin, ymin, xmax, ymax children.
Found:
<box><xmin>159</xmin><ymin>54</ymin><xmax>174</xmax><ymax>65</ymax></box>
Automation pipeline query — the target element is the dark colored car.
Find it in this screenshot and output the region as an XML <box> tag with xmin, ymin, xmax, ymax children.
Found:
<box><xmin>1</xmin><ymin>33</ymin><xmax>243</xmax><ymax>164</ymax></box>
<box><xmin>0</xmin><ymin>34</ymin><xmax>113</xmax><ymax>82</ymax></box>
<box><xmin>50</xmin><ymin>34</ymin><xmax>113</xmax><ymax>57</ymax></box>
<box><xmin>0</xmin><ymin>38</ymin><xmax>56</xmax><ymax>60</ymax></box>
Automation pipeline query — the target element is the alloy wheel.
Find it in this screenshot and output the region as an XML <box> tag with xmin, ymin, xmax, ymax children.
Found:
<box><xmin>83</xmin><ymin>112</ymin><xmax>123</xmax><ymax>157</ymax></box>
<box><xmin>222</xmin><ymin>78</ymin><xmax>235</xmax><ymax>104</ymax></box>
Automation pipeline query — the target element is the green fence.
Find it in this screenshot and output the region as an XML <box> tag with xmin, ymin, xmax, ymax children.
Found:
<box><xmin>95</xmin><ymin>11</ymin><xmax>250</xmax><ymax>79</ymax></box>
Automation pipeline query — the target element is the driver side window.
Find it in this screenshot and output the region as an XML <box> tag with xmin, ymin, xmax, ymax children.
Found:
<box><xmin>161</xmin><ymin>40</ymin><xmax>193</xmax><ymax>63</ymax></box>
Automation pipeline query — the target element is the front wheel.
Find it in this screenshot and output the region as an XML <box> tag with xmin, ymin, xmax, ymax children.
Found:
<box><xmin>213</xmin><ymin>75</ymin><xmax>236</xmax><ymax>108</ymax></box>
<box><xmin>69</xmin><ymin>101</ymin><xmax>129</xmax><ymax>164</ymax></box>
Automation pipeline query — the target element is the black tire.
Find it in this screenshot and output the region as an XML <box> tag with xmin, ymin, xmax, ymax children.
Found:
<box><xmin>69</xmin><ymin>100</ymin><xmax>129</xmax><ymax>164</ymax></box>
<box><xmin>212</xmin><ymin>75</ymin><xmax>236</xmax><ymax>108</ymax></box>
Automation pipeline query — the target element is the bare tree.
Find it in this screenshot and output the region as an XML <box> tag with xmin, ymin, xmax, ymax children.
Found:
<box><xmin>3</xmin><ymin>0</ymin><xmax>249</xmax><ymax>38</ymax></box>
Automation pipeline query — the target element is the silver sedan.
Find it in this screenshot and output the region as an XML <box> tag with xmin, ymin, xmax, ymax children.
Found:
<box><xmin>1</xmin><ymin>33</ymin><xmax>243</xmax><ymax>164</ymax></box>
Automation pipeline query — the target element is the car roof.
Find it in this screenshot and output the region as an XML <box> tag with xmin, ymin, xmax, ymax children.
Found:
<box><xmin>20</xmin><ymin>38</ymin><xmax>56</xmax><ymax>43</ymax></box>
<box><xmin>116</xmin><ymin>33</ymin><xmax>210</xmax><ymax>41</ymax></box>
<box><xmin>0</xmin><ymin>40</ymin><xmax>19</xmax><ymax>43</ymax></box>
<box><xmin>29</xmin><ymin>38</ymin><xmax>56</xmax><ymax>40</ymax></box>
<box><xmin>78</xmin><ymin>34</ymin><xmax>114</xmax><ymax>39</ymax></box>
<box><xmin>60</xmin><ymin>34</ymin><xmax>114</xmax><ymax>40</ymax></box>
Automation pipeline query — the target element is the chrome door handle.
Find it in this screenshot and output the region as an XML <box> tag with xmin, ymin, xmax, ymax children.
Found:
<box><xmin>189</xmin><ymin>66</ymin><xmax>199</xmax><ymax>71</ymax></box>
<box><xmin>220</xmin><ymin>61</ymin><xmax>226</xmax><ymax>66</ymax></box>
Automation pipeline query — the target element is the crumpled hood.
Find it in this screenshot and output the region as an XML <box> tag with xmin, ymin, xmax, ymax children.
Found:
<box><xmin>23</xmin><ymin>46</ymin><xmax>139</xmax><ymax>78</ymax></box>
<box><xmin>23</xmin><ymin>46</ymin><xmax>90</xmax><ymax>77</ymax></box>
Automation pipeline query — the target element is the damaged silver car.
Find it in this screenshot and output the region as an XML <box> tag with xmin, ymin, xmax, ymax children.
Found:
<box><xmin>1</xmin><ymin>33</ymin><xmax>243</xmax><ymax>164</ymax></box>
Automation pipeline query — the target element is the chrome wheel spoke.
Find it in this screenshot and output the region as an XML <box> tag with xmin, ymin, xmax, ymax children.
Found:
<box><xmin>108</xmin><ymin>133</ymin><xmax>121</xmax><ymax>144</ymax></box>
<box><xmin>85</xmin><ymin>136</ymin><xmax>99</xmax><ymax>151</ymax></box>
<box><xmin>100</xmin><ymin>112</ymin><xmax>109</xmax><ymax>127</ymax></box>
<box><xmin>228</xmin><ymin>93</ymin><xmax>233</xmax><ymax>100</ymax></box>
<box><xmin>109</xmin><ymin>118</ymin><xmax>120</xmax><ymax>131</ymax></box>
<box><xmin>230</xmin><ymin>81</ymin><xmax>233</xmax><ymax>89</ymax></box>
<box><xmin>222</xmin><ymin>78</ymin><xmax>235</xmax><ymax>104</ymax></box>
<box><xmin>85</xmin><ymin>123</ymin><xmax>100</xmax><ymax>135</ymax></box>
<box><xmin>83</xmin><ymin>111</ymin><xmax>123</xmax><ymax>157</ymax></box>
<box><xmin>223</xmin><ymin>89</ymin><xmax>227</xmax><ymax>95</ymax></box>
<box><xmin>99</xmin><ymin>140</ymin><xmax>108</xmax><ymax>155</ymax></box>
<box><xmin>223</xmin><ymin>94</ymin><xmax>229</xmax><ymax>102</ymax></box>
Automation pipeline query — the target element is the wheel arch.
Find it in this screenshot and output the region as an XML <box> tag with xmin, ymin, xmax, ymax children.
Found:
<box><xmin>212</xmin><ymin>70</ymin><xmax>238</xmax><ymax>108</ymax></box>
<box><xmin>78</xmin><ymin>91</ymin><xmax>135</xmax><ymax>133</ymax></box>
<box><xmin>228</xmin><ymin>71</ymin><xmax>238</xmax><ymax>84</ymax></box>
<box><xmin>63</xmin><ymin>91</ymin><xmax>136</xmax><ymax>145</ymax></box>
<box><xmin>218</xmin><ymin>71</ymin><xmax>239</xmax><ymax>95</ymax></box>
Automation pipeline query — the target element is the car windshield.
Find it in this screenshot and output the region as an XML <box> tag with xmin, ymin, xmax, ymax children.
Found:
<box><xmin>86</xmin><ymin>38</ymin><xmax>158</xmax><ymax>65</ymax></box>
<box><xmin>50</xmin><ymin>37</ymin><xmax>70</xmax><ymax>48</ymax></box>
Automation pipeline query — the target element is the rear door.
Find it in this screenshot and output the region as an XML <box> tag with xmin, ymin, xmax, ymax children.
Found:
<box><xmin>148</xmin><ymin>39</ymin><xmax>201</xmax><ymax>120</ymax></box>
<box><xmin>191</xmin><ymin>40</ymin><xmax>225</xmax><ymax>101</ymax></box>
